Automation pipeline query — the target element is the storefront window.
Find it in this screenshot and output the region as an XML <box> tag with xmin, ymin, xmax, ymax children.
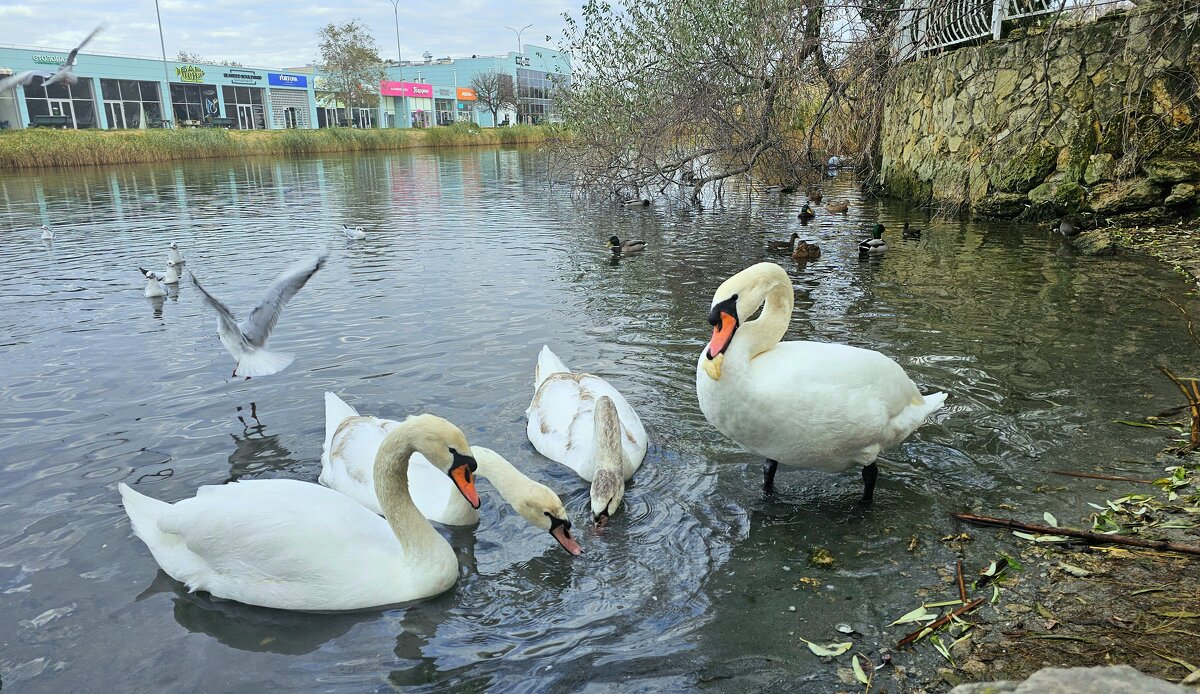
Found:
<box><xmin>23</xmin><ymin>75</ymin><xmax>97</xmax><ymax>129</ymax></box>
<box><xmin>170</xmin><ymin>83</ymin><xmax>219</xmax><ymax>125</ymax></box>
<box><xmin>100</xmin><ymin>79</ymin><xmax>163</xmax><ymax>129</ymax></box>
<box><xmin>434</xmin><ymin>98</ymin><xmax>455</xmax><ymax>126</ymax></box>
<box><xmin>221</xmin><ymin>86</ymin><xmax>266</xmax><ymax>129</ymax></box>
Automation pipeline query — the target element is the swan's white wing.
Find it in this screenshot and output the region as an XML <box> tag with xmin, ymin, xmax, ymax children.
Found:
<box><xmin>124</xmin><ymin>480</ymin><xmax>416</xmax><ymax>611</ymax></box>
<box><xmin>242</xmin><ymin>252</ymin><xmax>327</xmax><ymax>347</ymax></box>
<box><xmin>527</xmin><ymin>372</ymin><xmax>647</xmax><ymax>480</ymax></box>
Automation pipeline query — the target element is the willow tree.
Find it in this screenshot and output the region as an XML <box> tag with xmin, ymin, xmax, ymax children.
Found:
<box><xmin>556</xmin><ymin>0</ymin><xmax>903</xmax><ymax>201</ymax></box>
<box><xmin>316</xmin><ymin>20</ymin><xmax>386</xmax><ymax>126</ymax></box>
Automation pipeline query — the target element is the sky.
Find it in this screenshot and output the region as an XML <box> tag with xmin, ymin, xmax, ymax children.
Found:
<box><xmin>0</xmin><ymin>0</ymin><xmax>576</xmax><ymax>69</ymax></box>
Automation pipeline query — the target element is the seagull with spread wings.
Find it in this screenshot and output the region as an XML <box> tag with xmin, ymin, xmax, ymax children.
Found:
<box><xmin>0</xmin><ymin>24</ymin><xmax>107</xmax><ymax>94</ymax></box>
<box><xmin>190</xmin><ymin>252</ymin><xmax>328</xmax><ymax>378</ymax></box>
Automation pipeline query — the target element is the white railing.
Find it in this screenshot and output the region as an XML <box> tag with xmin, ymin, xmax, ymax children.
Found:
<box><xmin>892</xmin><ymin>0</ymin><xmax>1083</xmax><ymax>61</ymax></box>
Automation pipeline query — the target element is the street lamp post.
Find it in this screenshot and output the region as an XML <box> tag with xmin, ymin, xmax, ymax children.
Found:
<box><xmin>388</xmin><ymin>0</ymin><xmax>405</xmax><ymax>128</ymax></box>
<box><xmin>154</xmin><ymin>0</ymin><xmax>173</xmax><ymax>128</ymax></box>
<box><xmin>504</xmin><ymin>24</ymin><xmax>532</xmax><ymax>54</ymax></box>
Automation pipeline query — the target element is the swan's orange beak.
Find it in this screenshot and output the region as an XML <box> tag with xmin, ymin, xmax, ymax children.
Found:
<box><xmin>448</xmin><ymin>451</ymin><xmax>481</xmax><ymax>509</ymax></box>
<box><xmin>550</xmin><ymin>516</ymin><xmax>582</xmax><ymax>556</ymax></box>
<box><xmin>706</xmin><ymin>312</ymin><xmax>736</xmax><ymax>360</ymax></box>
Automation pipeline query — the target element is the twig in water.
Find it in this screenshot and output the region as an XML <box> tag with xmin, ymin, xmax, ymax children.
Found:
<box><xmin>1051</xmin><ymin>470</ymin><xmax>1157</xmax><ymax>485</ymax></box>
<box><xmin>951</xmin><ymin>513</ymin><xmax>1200</xmax><ymax>557</ymax></box>
<box><xmin>897</xmin><ymin>598</ymin><xmax>985</xmax><ymax>649</ymax></box>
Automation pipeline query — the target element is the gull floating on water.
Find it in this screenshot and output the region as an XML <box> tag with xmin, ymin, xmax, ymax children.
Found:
<box><xmin>168</xmin><ymin>242</ymin><xmax>184</xmax><ymax>265</ymax></box>
<box><xmin>342</xmin><ymin>225</ymin><xmax>366</xmax><ymax>240</ymax></box>
<box><xmin>0</xmin><ymin>24</ymin><xmax>107</xmax><ymax>94</ymax></box>
<box><xmin>190</xmin><ymin>251</ymin><xmax>328</xmax><ymax>378</ymax></box>
<box><xmin>40</xmin><ymin>225</ymin><xmax>54</xmax><ymax>240</ymax></box>
<box><xmin>140</xmin><ymin>260</ymin><xmax>180</xmax><ymax>285</ymax></box>
<box><xmin>143</xmin><ymin>271</ymin><xmax>167</xmax><ymax>298</ymax></box>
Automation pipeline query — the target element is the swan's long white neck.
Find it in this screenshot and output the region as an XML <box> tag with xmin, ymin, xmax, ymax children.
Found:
<box><xmin>474</xmin><ymin>449</ymin><xmax>532</xmax><ymax>506</ymax></box>
<box><xmin>733</xmin><ymin>276</ymin><xmax>793</xmax><ymax>364</ymax></box>
<box><xmin>374</xmin><ymin>430</ymin><xmax>447</xmax><ymax>557</ymax></box>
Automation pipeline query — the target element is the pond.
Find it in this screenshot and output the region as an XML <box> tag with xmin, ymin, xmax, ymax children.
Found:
<box><xmin>1</xmin><ymin>148</ymin><xmax>1197</xmax><ymax>692</ymax></box>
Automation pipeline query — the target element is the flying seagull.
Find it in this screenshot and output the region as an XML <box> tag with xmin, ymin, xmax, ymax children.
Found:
<box><xmin>0</xmin><ymin>24</ymin><xmax>107</xmax><ymax>94</ymax></box>
<box><xmin>190</xmin><ymin>251</ymin><xmax>328</xmax><ymax>378</ymax></box>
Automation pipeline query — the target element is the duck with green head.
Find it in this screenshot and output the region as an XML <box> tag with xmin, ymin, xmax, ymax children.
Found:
<box><xmin>797</xmin><ymin>204</ymin><xmax>815</xmax><ymax>220</ymax></box>
<box><xmin>859</xmin><ymin>224</ymin><xmax>887</xmax><ymax>255</ymax></box>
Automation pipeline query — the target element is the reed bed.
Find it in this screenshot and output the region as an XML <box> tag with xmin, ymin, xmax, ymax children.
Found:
<box><xmin>0</xmin><ymin>123</ymin><xmax>550</xmax><ymax>169</ymax></box>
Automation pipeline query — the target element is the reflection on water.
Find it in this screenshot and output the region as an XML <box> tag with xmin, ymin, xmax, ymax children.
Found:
<box><xmin>0</xmin><ymin>150</ymin><xmax>1198</xmax><ymax>691</ymax></box>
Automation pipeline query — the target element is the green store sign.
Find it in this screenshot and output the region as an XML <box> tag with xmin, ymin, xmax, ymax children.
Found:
<box><xmin>175</xmin><ymin>65</ymin><xmax>205</xmax><ymax>83</ymax></box>
<box><xmin>33</xmin><ymin>55</ymin><xmax>68</xmax><ymax>64</ymax></box>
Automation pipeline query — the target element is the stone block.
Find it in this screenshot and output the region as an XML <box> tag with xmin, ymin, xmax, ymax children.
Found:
<box><xmin>1088</xmin><ymin>178</ymin><xmax>1163</xmax><ymax>214</ymax></box>
<box><xmin>973</xmin><ymin>192</ymin><xmax>1028</xmax><ymax>218</ymax></box>
<box><xmin>994</xmin><ymin>69</ymin><xmax>1019</xmax><ymax>101</ymax></box>
<box><xmin>1084</xmin><ymin>153</ymin><xmax>1116</xmax><ymax>185</ymax></box>
<box><xmin>993</xmin><ymin>142</ymin><xmax>1059</xmax><ymax>193</ymax></box>
<box><xmin>950</xmin><ymin>664</ymin><xmax>1191</xmax><ymax>693</ymax></box>
<box><xmin>1143</xmin><ymin>157</ymin><xmax>1200</xmax><ymax>183</ymax></box>
<box><xmin>1165</xmin><ymin>182</ymin><xmax>1197</xmax><ymax>205</ymax></box>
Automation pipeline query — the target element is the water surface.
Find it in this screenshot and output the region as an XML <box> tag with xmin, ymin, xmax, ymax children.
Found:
<box><xmin>1</xmin><ymin>149</ymin><xmax>1197</xmax><ymax>692</ymax></box>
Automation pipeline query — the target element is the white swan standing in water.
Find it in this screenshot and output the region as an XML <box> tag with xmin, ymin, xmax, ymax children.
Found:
<box><xmin>118</xmin><ymin>414</ymin><xmax>482</xmax><ymax>611</ymax></box>
<box><xmin>526</xmin><ymin>346</ymin><xmax>647</xmax><ymax>524</ymax></box>
<box><xmin>168</xmin><ymin>242</ymin><xmax>184</xmax><ymax>265</ymax></box>
<box><xmin>189</xmin><ymin>251</ymin><xmax>327</xmax><ymax>378</ymax></box>
<box><xmin>320</xmin><ymin>393</ymin><xmax>582</xmax><ymax>555</ymax></box>
<box><xmin>696</xmin><ymin>262</ymin><xmax>946</xmax><ymax>501</ymax></box>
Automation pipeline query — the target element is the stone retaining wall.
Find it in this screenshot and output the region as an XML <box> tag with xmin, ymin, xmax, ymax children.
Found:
<box><xmin>879</xmin><ymin>1</ymin><xmax>1200</xmax><ymax>224</ymax></box>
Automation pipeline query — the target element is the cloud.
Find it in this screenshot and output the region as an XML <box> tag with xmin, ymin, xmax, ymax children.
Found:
<box><xmin>5</xmin><ymin>0</ymin><xmax>575</xmax><ymax>68</ymax></box>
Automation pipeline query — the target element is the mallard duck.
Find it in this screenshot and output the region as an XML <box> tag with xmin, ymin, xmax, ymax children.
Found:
<box><xmin>797</xmin><ymin>204</ymin><xmax>815</xmax><ymax>220</ymax></box>
<box><xmin>859</xmin><ymin>224</ymin><xmax>888</xmax><ymax>255</ymax></box>
<box><xmin>808</xmin><ymin>190</ymin><xmax>823</xmax><ymax>204</ymax></box>
<box><xmin>902</xmin><ymin>222</ymin><xmax>921</xmax><ymax>240</ymax></box>
<box><xmin>622</xmin><ymin>198</ymin><xmax>650</xmax><ymax>207</ymax></box>
<box><xmin>696</xmin><ymin>263</ymin><xmax>946</xmax><ymax>498</ymax></box>
<box><xmin>826</xmin><ymin>201</ymin><xmax>849</xmax><ymax>213</ymax></box>
<box><xmin>792</xmin><ymin>240</ymin><xmax>821</xmax><ymax>261</ymax></box>
<box><xmin>767</xmin><ymin>232</ymin><xmax>800</xmax><ymax>252</ymax></box>
<box><xmin>608</xmin><ymin>236</ymin><xmax>647</xmax><ymax>253</ymax></box>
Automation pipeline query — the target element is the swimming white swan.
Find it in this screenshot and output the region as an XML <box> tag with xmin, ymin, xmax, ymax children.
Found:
<box><xmin>143</xmin><ymin>271</ymin><xmax>166</xmax><ymax>298</ymax></box>
<box><xmin>118</xmin><ymin>414</ymin><xmax>482</xmax><ymax>611</ymax></box>
<box><xmin>190</xmin><ymin>251</ymin><xmax>327</xmax><ymax>378</ymax></box>
<box><xmin>320</xmin><ymin>393</ymin><xmax>581</xmax><ymax>554</ymax></box>
<box><xmin>696</xmin><ymin>262</ymin><xmax>946</xmax><ymax>501</ymax></box>
<box><xmin>526</xmin><ymin>346</ymin><xmax>647</xmax><ymax>523</ymax></box>
<box><xmin>168</xmin><ymin>242</ymin><xmax>184</xmax><ymax>265</ymax></box>
<box><xmin>343</xmin><ymin>225</ymin><xmax>366</xmax><ymax>240</ymax></box>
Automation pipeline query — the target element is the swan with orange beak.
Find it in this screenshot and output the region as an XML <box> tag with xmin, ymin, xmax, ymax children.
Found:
<box><xmin>697</xmin><ymin>262</ymin><xmax>946</xmax><ymax>501</ymax></box>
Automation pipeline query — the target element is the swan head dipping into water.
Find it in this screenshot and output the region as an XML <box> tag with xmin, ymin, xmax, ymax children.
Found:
<box><xmin>590</xmin><ymin>395</ymin><xmax>629</xmax><ymax>526</ymax></box>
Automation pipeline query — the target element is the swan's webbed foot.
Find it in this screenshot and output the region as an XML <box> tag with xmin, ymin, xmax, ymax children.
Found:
<box><xmin>763</xmin><ymin>459</ymin><xmax>779</xmax><ymax>493</ymax></box>
<box><xmin>859</xmin><ymin>463</ymin><xmax>879</xmax><ymax>504</ymax></box>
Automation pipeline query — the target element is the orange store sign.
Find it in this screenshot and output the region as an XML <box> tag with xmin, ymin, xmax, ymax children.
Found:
<box><xmin>456</xmin><ymin>87</ymin><xmax>476</xmax><ymax>101</ymax></box>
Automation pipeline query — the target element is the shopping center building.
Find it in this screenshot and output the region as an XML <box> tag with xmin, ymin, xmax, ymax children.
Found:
<box><xmin>0</xmin><ymin>43</ymin><xmax>569</xmax><ymax>131</ymax></box>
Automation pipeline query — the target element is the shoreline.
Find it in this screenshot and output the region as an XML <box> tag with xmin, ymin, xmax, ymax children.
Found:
<box><xmin>0</xmin><ymin>125</ymin><xmax>552</xmax><ymax>170</ymax></box>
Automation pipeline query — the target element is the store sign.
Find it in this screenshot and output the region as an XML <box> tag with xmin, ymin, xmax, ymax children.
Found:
<box><xmin>268</xmin><ymin>72</ymin><xmax>307</xmax><ymax>88</ymax></box>
<box><xmin>456</xmin><ymin>87</ymin><xmax>476</xmax><ymax>101</ymax></box>
<box><xmin>380</xmin><ymin>80</ymin><xmax>432</xmax><ymax>98</ymax></box>
<box><xmin>176</xmin><ymin>65</ymin><xmax>205</xmax><ymax>83</ymax></box>
<box><xmin>33</xmin><ymin>55</ymin><xmax>68</xmax><ymax>65</ymax></box>
<box><xmin>435</xmin><ymin>87</ymin><xmax>455</xmax><ymax>99</ymax></box>
<box><xmin>224</xmin><ymin>69</ymin><xmax>262</xmax><ymax>85</ymax></box>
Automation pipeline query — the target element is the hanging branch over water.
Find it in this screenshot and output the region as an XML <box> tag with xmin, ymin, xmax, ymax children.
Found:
<box><xmin>951</xmin><ymin>513</ymin><xmax>1200</xmax><ymax>557</ymax></box>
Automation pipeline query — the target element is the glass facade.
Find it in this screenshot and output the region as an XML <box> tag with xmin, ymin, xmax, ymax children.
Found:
<box><xmin>23</xmin><ymin>76</ymin><xmax>97</xmax><ymax>129</ymax></box>
<box><xmin>516</xmin><ymin>68</ymin><xmax>561</xmax><ymax>124</ymax></box>
<box><xmin>435</xmin><ymin>98</ymin><xmax>455</xmax><ymax>126</ymax></box>
<box><xmin>100</xmin><ymin>79</ymin><xmax>163</xmax><ymax>129</ymax></box>
<box><xmin>221</xmin><ymin>86</ymin><xmax>266</xmax><ymax>129</ymax></box>
<box><xmin>170</xmin><ymin>83</ymin><xmax>219</xmax><ymax>125</ymax></box>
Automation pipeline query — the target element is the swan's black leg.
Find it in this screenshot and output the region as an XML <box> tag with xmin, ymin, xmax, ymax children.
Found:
<box><xmin>763</xmin><ymin>459</ymin><xmax>779</xmax><ymax>493</ymax></box>
<box><xmin>860</xmin><ymin>463</ymin><xmax>879</xmax><ymax>504</ymax></box>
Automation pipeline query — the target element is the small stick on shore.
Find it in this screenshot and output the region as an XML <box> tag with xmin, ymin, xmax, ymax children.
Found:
<box><xmin>897</xmin><ymin>598</ymin><xmax>985</xmax><ymax>648</ymax></box>
<box><xmin>951</xmin><ymin>513</ymin><xmax>1200</xmax><ymax>557</ymax></box>
<box><xmin>955</xmin><ymin>560</ymin><xmax>967</xmax><ymax>603</ymax></box>
<box><xmin>1051</xmin><ymin>470</ymin><xmax>1157</xmax><ymax>485</ymax></box>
